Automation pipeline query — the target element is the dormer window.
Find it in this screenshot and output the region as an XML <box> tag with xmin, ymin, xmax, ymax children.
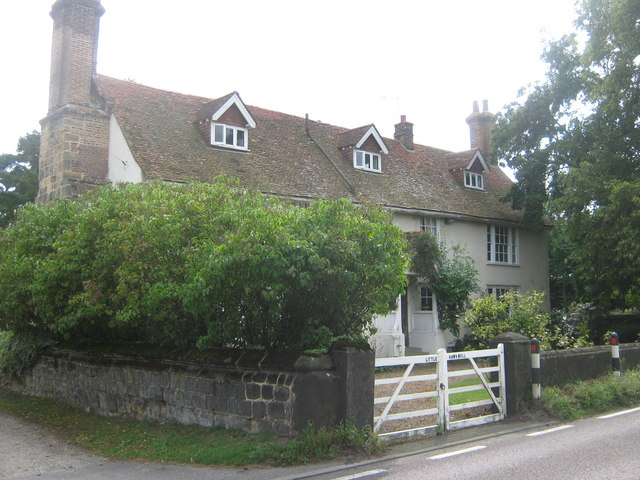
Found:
<box><xmin>200</xmin><ymin>91</ymin><xmax>256</xmax><ymax>152</ymax></box>
<box><xmin>339</xmin><ymin>125</ymin><xmax>388</xmax><ymax>174</ymax></box>
<box><xmin>212</xmin><ymin>123</ymin><xmax>248</xmax><ymax>150</ymax></box>
<box><xmin>354</xmin><ymin>150</ymin><xmax>381</xmax><ymax>173</ymax></box>
<box><xmin>465</xmin><ymin>171</ymin><xmax>484</xmax><ymax>190</ymax></box>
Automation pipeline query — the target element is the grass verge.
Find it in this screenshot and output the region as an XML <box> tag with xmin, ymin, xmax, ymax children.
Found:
<box><xmin>0</xmin><ymin>389</ymin><xmax>384</xmax><ymax>466</ymax></box>
<box><xmin>535</xmin><ymin>369</ymin><xmax>640</xmax><ymax>420</ymax></box>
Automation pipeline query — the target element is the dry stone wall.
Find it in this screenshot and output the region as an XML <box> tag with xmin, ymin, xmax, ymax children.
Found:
<box><xmin>15</xmin><ymin>346</ymin><xmax>373</xmax><ymax>436</ymax></box>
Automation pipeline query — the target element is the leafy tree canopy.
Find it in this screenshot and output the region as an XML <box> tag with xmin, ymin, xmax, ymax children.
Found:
<box><xmin>494</xmin><ymin>0</ymin><xmax>640</xmax><ymax>311</ymax></box>
<box><xmin>0</xmin><ymin>179</ymin><xmax>408</xmax><ymax>352</ymax></box>
<box><xmin>0</xmin><ymin>131</ymin><xmax>40</xmax><ymax>227</ymax></box>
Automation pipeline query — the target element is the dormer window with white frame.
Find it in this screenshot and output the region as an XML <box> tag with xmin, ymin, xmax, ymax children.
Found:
<box><xmin>354</xmin><ymin>150</ymin><xmax>381</xmax><ymax>173</ymax></box>
<box><xmin>212</xmin><ymin>123</ymin><xmax>248</xmax><ymax>150</ymax></box>
<box><xmin>206</xmin><ymin>92</ymin><xmax>256</xmax><ymax>152</ymax></box>
<box><xmin>340</xmin><ymin>124</ymin><xmax>388</xmax><ymax>174</ymax></box>
<box><xmin>465</xmin><ymin>171</ymin><xmax>484</xmax><ymax>190</ymax></box>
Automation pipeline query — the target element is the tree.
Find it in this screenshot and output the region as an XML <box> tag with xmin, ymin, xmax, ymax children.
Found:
<box><xmin>0</xmin><ymin>131</ymin><xmax>40</xmax><ymax>227</ymax></box>
<box><xmin>494</xmin><ymin>0</ymin><xmax>640</xmax><ymax>311</ymax></box>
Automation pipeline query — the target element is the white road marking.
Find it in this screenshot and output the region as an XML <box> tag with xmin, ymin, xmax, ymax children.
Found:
<box><xmin>334</xmin><ymin>469</ymin><xmax>387</xmax><ymax>480</ymax></box>
<box><xmin>526</xmin><ymin>425</ymin><xmax>574</xmax><ymax>437</ymax></box>
<box><xmin>597</xmin><ymin>407</ymin><xmax>640</xmax><ymax>419</ymax></box>
<box><xmin>429</xmin><ymin>445</ymin><xmax>487</xmax><ymax>460</ymax></box>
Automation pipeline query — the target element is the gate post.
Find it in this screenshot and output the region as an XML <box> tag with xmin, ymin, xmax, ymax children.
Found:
<box><xmin>436</xmin><ymin>348</ymin><xmax>449</xmax><ymax>433</ymax></box>
<box><xmin>330</xmin><ymin>344</ymin><xmax>374</xmax><ymax>429</ymax></box>
<box><xmin>491</xmin><ymin>333</ymin><xmax>531</xmax><ymax>416</ymax></box>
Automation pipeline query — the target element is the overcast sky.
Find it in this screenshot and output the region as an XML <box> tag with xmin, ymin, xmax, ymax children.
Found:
<box><xmin>1</xmin><ymin>0</ymin><xmax>579</xmax><ymax>156</ymax></box>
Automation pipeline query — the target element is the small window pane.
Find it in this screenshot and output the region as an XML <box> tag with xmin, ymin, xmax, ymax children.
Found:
<box><xmin>236</xmin><ymin>129</ymin><xmax>245</xmax><ymax>148</ymax></box>
<box><xmin>356</xmin><ymin>151</ymin><xmax>363</xmax><ymax>166</ymax></box>
<box><xmin>373</xmin><ymin>155</ymin><xmax>379</xmax><ymax>171</ymax></box>
<box><xmin>214</xmin><ymin>124</ymin><xmax>224</xmax><ymax>143</ymax></box>
<box><xmin>225</xmin><ymin>127</ymin><xmax>234</xmax><ymax>145</ymax></box>
<box><xmin>364</xmin><ymin>153</ymin><xmax>371</xmax><ymax>169</ymax></box>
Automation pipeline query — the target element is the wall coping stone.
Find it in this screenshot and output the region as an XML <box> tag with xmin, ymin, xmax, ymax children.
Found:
<box><xmin>45</xmin><ymin>347</ymin><xmax>335</xmax><ymax>373</ymax></box>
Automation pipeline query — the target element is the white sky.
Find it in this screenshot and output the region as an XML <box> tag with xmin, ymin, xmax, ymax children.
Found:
<box><xmin>0</xmin><ymin>0</ymin><xmax>578</xmax><ymax>156</ymax></box>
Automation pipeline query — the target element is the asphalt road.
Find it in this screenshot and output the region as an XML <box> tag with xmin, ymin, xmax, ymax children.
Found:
<box><xmin>4</xmin><ymin>407</ymin><xmax>639</xmax><ymax>480</ymax></box>
<box><xmin>311</xmin><ymin>406</ymin><xmax>640</xmax><ymax>480</ymax></box>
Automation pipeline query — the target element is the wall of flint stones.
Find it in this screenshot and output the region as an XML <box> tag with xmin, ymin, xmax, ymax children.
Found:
<box><xmin>15</xmin><ymin>347</ymin><xmax>374</xmax><ymax>436</ymax></box>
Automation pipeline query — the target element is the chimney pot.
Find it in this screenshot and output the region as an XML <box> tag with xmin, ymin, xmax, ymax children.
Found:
<box><xmin>400</xmin><ymin>115</ymin><xmax>406</xmax><ymax>123</ymax></box>
<box><xmin>466</xmin><ymin>100</ymin><xmax>496</xmax><ymax>164</ymax></box>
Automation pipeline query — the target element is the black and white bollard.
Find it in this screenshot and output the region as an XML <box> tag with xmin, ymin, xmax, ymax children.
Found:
<box><xmin>611</xmin><ymin>332</ymin><xmax>621</xmax><ymax>377</ymax></box>
<box><xmin>531</xmin><ymin>338</ymin><xmax>541</xmax><ymax>400</ymax></box>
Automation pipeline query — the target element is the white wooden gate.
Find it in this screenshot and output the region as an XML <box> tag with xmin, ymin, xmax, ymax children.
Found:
<box><xmin>374</xmin><ymin>345</ymin><xmax>505</xmax><ymax>440</ymax></box>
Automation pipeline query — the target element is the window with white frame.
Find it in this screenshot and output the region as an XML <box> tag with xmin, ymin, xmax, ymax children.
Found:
<box><xmin>465</xmin><ymin>171</ymin><xmax>484</xmax><ymax>190</ymax></box>
<box><xmin>354</xmin><ymin>150</ymin><xmax>381</xmax><ymax>173</ymax></box>
<box><xmin>420</xmin><ymin>216</ymin><xmax>439</xmax><ymax>238</ymax></box>
<box><xmin>212</xmin><ymin>123</ymin><xmax>248</xmax><ymax>150</ymax></box>
<box><xmin>419</xmin><ymin>285</ymin><xmax>434</xmax><ymax>311</ymax></box>
<box><xmin>486</xmin><ymin>286</ymin><xmax>518</xmax><ymax>299</ymax></box>
<box><xmin>486</xmin><ymin>225</ymin><xmax>518</xmax><ymax>264</ymax></box>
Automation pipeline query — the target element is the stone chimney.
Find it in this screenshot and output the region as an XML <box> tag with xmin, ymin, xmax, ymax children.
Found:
<box><xmin>38</xmin><ymin>0</ymin><xmax>110</xmax><ymax>202</ymax></box>
<box><xmin>465</xmin><ymin>100</ymin><xmax>495</xmax><ymax>164</ymax></box>
<box><xmin>394</xmin><ymin>115</ymin><xmax>414</xmax><ymax>151</ymax></box>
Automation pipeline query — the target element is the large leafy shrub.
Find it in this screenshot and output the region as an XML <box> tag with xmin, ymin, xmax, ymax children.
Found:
<box><xmin>0</xmin><ymin>179</ymin><xmax>408</xmax><ymax>351</ymax></box>
<box><xmin>463</xmin><ymin>291</ymin><xmax>557</xmax><ymax>348</ymax></box>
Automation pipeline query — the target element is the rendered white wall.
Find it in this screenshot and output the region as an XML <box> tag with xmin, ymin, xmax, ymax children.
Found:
<box><xmin>108</xmin><ymin>115</ymin><xmax>143</xmax><ymax>185</ymax></box>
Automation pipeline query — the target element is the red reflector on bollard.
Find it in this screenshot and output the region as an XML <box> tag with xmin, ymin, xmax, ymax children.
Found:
<box><xmin>531</xmin><ymin>338</ymin><xmax>540</xmax><ymax>353</ymax></box>
<box><xmin>611</xmin><ymin>333</ymin><xmax>619</xmax><ymax>345</ymax></box>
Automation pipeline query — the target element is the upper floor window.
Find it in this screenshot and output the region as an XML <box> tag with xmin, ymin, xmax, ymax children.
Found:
<box><xmin>487</xmin><ymin>225</ymin><xmax>518</xmax><ymax>265</ymax></box>
<box><xmin>354</xmin><ymin>150</ymin><xmax>381</xmax><ymax>173</ymax></box>
<box><xmin>465</xmin><ymin>171</ymin><xmax>484</xmax><ymax>190</ymax></box>
<box><xmin>420</xmin><ymin>216</ymin><xmax>439</xmax><ymax>238</ymax></box>
<box><xmin>212</xmin><ymin>123</ymin><xmax>248</xmax><ymax>150</ymax></box>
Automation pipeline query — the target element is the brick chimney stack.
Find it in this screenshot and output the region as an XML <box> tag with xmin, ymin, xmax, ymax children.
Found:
<box><xmin>38</xmin><ymin>0</ymin><xmax>110</xmax><ymax>202</ymax></box>
<box><xmin>394</xmin><ymin>115</ymin><xmax>414</xmax><ymax>151</ymax></box>
<box><xmin>465</xmin><ymin>100</ymin><xmax>495</xmax><ymax>164</ymax></box>
<box><xmin>48</xmin><ymin>0</ymin><xmax>105</xmax><ymax>111</ymax></box>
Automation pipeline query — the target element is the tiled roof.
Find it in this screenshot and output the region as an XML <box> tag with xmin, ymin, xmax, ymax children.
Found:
<box><xmin>97</xmin><ymin>75</ymin><xmax>522</xmax><ymax>223</ymax></box>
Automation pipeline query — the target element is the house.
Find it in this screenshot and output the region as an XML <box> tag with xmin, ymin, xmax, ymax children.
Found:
<box><xmin>38</xmin><ymin>0</ymin><xmax>549</xmax><ymax>356</ymax></box>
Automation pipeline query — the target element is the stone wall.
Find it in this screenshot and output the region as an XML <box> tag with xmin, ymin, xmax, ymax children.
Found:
<box><xmin>14</xmin><ymin>346</ymin><xmax>373</xmax><ymax>436</ymax></box>
<box><xmin>540</xmin><ymin>343</ymin><xmax>640</xmax><ymax>386</ymax></box>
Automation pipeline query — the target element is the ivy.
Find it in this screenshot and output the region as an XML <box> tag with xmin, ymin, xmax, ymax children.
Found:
<box><xmin>409</xmin><ymin>232</ymin><xmax>480</xmax><ymax>337</ymax></box>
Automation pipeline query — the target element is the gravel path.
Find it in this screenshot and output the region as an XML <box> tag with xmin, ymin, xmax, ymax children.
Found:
<box><xmin>0</xmin><ymin>411</ymin><xmax>104</xmax><ymax>479</ymax></box>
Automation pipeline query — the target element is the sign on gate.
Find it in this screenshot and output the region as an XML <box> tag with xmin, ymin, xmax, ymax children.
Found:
<box><xmin>374</xmin><ymin>345</ymin><xmax>505</xmax><ymax>440</ymax></box>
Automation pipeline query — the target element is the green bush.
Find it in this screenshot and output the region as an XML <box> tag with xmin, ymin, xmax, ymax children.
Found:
<box><xmin>463</xmin><ymin>291</ymin><xmax>558</xmax><ymax>348</ymax></box>
<box><xmin>0</xmin><ymin>329</ymin><xmax>54</xmax><ymax>378</ymax></box>
<box><xmin>0</xmin><ymin>179</ymin><xmax>408</xmax><ymax>352</ymax></box>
